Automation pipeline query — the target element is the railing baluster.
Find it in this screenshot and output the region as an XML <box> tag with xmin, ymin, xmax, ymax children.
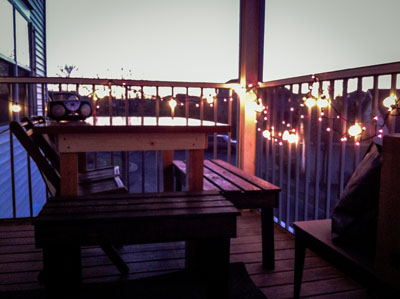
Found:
<box><xmin>125</xmin><ymin>86</ymin><xmax>129</xmax><ymax>124</ymax></box>
<box><xmin>293</xmin><ymin>85</ymin><xmax>301</xmax><ymax>222</ymax></box>
<box><xmin>264</xmin><ymin>88</ymin><xmax>271</xmax><ymax>181</ymax></box>
<box><xmin>156</xmin><ymin>86</ymin><xmax>160</xmax><ymax>192</ymax></box>
<box><xmin>227</xmin><ymin>89</ymin><xmax>233</xmax><ymax>164</ymax></box>
<box><xmin>314</xmin><ymin>82</ymin><xmax>322</xmax><ymax>220</ymax></box>
<box><xmin>185</xmin><ymin>87</ymin><xmax>189</xmax><ymax>126</ymax></box>
<box><xmin>372</xmin><ymin>76</ymin><xmax>379</xmax><ymax>136</ymax></box>
<box><xmin>108</xmin><ymin>83</ymin><xmax>113</xmax><ymax>124</ymax></box>
<box><xmin>286</xmin><ymin>85</ymin><xmax>293</xmax><ymax>227</ymax></box>
<box><xmin>41</xmin><ymin>83</ymin><xmax>46</xmax><ymax>117</ymax></box>
<box><xmin>213</xmin><ymin>88</ymin><xmax>218</xmax><ymax>159</ymax></box>
<box><xmin>354</xmin><ymin>77</ymin><xmax>363</xmax><ymax>167</ymax></box>
<box><xmin>278</xmin><ymin>87</ymin><xmax>284</xmax><ymax>225</ymax></box>
<box><xmin>27</xmin><ymin>153</ymin><xmax>33</xmax><ymax>217</ymax></box>
<box><xmin>141</xmin><ymin>86</ymin><xmax>145</xmax><ymax>125</ymax></box>
<box><xmin>390</xmin><ymin>73</ymin><xmax>397</xmax><ymax>133</ymax></box>
<box><xmin>325</xmin><ymin>80</ymin><xmax>335</xmax><ymax>219</ymax></box>
<box><xmin>339</xmin><ymin>79</ymin><xmax>349</xmax><ymax>194</ymax></box>
<box><xmin>156</xmin><ymin>86</ymin><xmax>160</xmax><ymax>125</ymax></box>
<box><xmin>271</xmin><ymin>88</ymin><xmax>277</xmax><ymax>186</ymax></box>
<box><xmin>200</xmin><ymin>88</ymin><xmax>204</xmax><ymax>125</ymax></box>
<box><xmin>9</xmin><ymin>129</ymin><xmax>16</xmax><ymax>219</ymax></box>
<box><xmin>304</xmin><ymin>83</ymin><xmax>312</xmax><ymax>221</ymax></box>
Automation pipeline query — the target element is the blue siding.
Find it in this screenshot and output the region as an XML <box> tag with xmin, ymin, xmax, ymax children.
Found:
<box><xmin>0</xmin><ymin>125</ymin><xmax>46</xmax><ymax>219</ymax></box>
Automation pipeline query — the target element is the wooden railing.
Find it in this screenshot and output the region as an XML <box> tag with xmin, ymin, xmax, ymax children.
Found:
<box><xmin>1</xmin><ymin>61</ymin><xmax>400</xmax><ymax>226</ymax></box>
<box><xmin>255</xmin><ymin>61</ymin><xmax>400</xmax><ymax>231</ymax></box>
<box><xmin>0</xmin><ymin>77</ymin><xmax>239</xmax><ymax>219</ymax></box>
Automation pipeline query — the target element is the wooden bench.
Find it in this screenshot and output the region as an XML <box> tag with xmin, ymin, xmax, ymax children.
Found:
<box><xmin>173</xmin><ymin>159</ymin><xmax>280</xmax><ymax>269</ymax></box>
<box><xmin>33</xmin><ymin>191</ymin><xmax>240</xmax><ymax>298</ymax></box>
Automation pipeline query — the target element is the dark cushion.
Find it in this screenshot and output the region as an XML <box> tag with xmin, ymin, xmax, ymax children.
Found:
<box><xmin>331</xmin><ymin>142</ymin><xmax>382</xmax><ymax>249</ymax></box>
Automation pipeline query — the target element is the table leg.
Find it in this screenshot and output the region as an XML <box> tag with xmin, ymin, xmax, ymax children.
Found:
<box><xmin>186</xmin><ymin>238</ymin><xmax>230</xmax><ymax>299</ymax></box>
<box><xmin>294</xmin><ymin>236</ymin><xmax>306</xmax><ymax>299</ymax></box>
<box><xmin>188</xmin><ymin>149</ymin><xmax>204</xmax><ymax>191</ymax></box>
<box><xmin>42</xmin><ymin>245</ymin><xmax>81</xmax><ymax>297</ymax></box>
<box><xmin>261</xmin><ymin>207</ymin><xmax>275</xmax><ymax>269</ymax></box>
<box><xmin>162</xmin><ymin>150</ymin><xmax>174</xmax><ymax>192</ymax></box>
<box><xmin>59</xmin><ymin>153</ymin><xmax>79</xmax><ymax>196</ymax></box>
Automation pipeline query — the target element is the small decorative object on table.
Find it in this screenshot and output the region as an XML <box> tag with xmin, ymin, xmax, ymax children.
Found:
<box><xmin>47</xmin><ymin>91</ymin><xmax>92</xmax><ymax>121</ymax></box>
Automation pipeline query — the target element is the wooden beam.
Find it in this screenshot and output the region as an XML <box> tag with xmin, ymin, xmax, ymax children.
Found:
<box><xmin>238</xmin><ymin>0</ymin><xmax>264</xmax><ymax>174</ymax></box>
<box><xmin>57</xmin><ymin>133</ymin><xmax>208</xmax><ymax>152</ymax></box>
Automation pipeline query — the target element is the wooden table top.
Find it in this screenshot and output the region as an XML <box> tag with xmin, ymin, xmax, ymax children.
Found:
<box><xmin>33</xmin><ymin>116</ymin><xmax>231</xmax><ymax>135</ymax></box>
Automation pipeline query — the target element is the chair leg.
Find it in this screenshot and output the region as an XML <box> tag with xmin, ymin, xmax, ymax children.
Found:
<box><xmin>294</xmin><ymin>236</ymin><xmax>306</xmax><ymax>299</ymax></box>
<box><xmin>101</xmin><ymin>244</ymin><xmax>129</xmax><ymax>275</ymax></box>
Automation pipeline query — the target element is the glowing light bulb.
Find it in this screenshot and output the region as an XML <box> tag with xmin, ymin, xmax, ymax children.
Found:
<box><xmin>262</xmin><ymin>130</ymin><xmax>271</xmax><ymax>139</ymax></box>
<box><xmin>305</xmin><ymin>97</ymin><xmax>316</xmax><ymax>108</ymax></box>
<box><xmin>169</xmin><ymin>98</ymin><xmax>177</xmax><ymax>109</ymax></box>
<box><xmin>383</xmin><ymin>95</ymin><xmax>397</xmax><ymax>109</ymax></box>
<box><xmin>282</xmin><ymin>130</ymin><xmax>290</xmax><ymax>141</ymax></box>
<box><xmin>10</xmin><ymin>104</ymin><xmax>21</xmax><ymax>112</ymax></box>
<box><xmin>317</xmin><ymin>97</ymin><xmax>329</xmax><ymax>108</ymax></box>
<box><xmin>348</xmin><ymin>123</ymin><xmax>362</xmax><ymax>137</ymax></box>
<box><xmin>206</xmin><ymin>94</ymin><xmax>214</xmax><ymax>104</ymax></box>
<box><xmin>169</xmin><ymin>98</ymin><xmax>177</xmax><ymax>119</ymax></box>
<box><xmin>287</xmin><ymin>133</ymin><xmax>299</xmax><ymax>144</ymax></box>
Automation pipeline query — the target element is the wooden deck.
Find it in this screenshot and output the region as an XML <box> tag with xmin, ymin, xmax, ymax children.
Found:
<box><xmin>0</xmin><ymin>210</ymin><xmax>371</xmax><ymax>298</ymax></box>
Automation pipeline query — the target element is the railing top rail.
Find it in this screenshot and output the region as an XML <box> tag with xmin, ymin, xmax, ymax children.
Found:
<box><xmin>0</xmin><ymin>76</ymin><xmax>237</xmax><ymax>89</ymax></box>
<box><xmin>260</xmin><ymin>61</ymin><xmax>400</xmax><ymax>88</ymax></box>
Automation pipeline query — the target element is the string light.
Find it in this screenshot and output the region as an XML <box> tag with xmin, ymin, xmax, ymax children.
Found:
<box><xmin>252</xmin><ymin>74</ymin><xmax>399</xmax><ymax>147</ymax></box>
<box><xmin>348</xmin><ymin>123</ymin><xmax>362</xmax><ymax>137</ymax></box>
<box><xmin>169</xmin><ymin>98</ymin><xmax>177</xmax><ymax>119</ymax></box>
<box><xmin>383</xmin><ymin>95</ymin><xmax>397</xmax><ymax>109</ymax></box>
<box><xmin>10</xmin><ymin>104</ymin><xmax>21</xmax><ymax>112</ymax></box>
<box><xmin>304</xmin><ymin>97</ymin><xmax>316</xmax><ymax>108</ymax></box>
<box><xmin>263</xmin><ymin>130</ymin><xmax>271</xmax><ymax>139</ymax></box>
<box><xmin>282</xmin><ymin>130</ymin><xmax>290</xmax><ymax>141</ymax></box>
<box><xmin>317</xmin><ymin>97</ymin><xmax>329</xmax><ymax>108</ymax></box>
<box><xmin>206</xmin><ymin>94</ymin><xmax>214</xmax><ymax>104</ymax></box>
<box><xmin>287</xmin><ymin>133</ymin><xmax>299</xmax><ymax>144</ymax></box>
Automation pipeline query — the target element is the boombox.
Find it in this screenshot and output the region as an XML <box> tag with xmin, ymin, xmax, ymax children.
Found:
<box><xmin>47</xmin><ymin>91</ymin><xmax>93</xmax><ymax>121</ymax></box>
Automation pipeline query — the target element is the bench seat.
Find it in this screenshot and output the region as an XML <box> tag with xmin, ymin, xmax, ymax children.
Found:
<box><xmin>34</xmin><ymin>191</ymin><xmax>240</xmax><ymax>298</ymax></box>
<box><xmin>173</xmin><ymin>159</ymin><xmax>280</xmax><ymax>269</ymax></box>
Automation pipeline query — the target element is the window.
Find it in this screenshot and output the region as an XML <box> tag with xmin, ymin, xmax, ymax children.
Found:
<box><xmin>0</xmin><ymin>0</ymin><xmax>14</xmax><ymax>61</ymax></box>
<box><xmin>16</xmin><ymin>9</ymin><xmax>30</xmax><ymax>68</ymax></box>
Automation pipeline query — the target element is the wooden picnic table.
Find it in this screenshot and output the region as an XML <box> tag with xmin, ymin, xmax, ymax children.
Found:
<box><xmin>33</xmin><ymin>116</ymin><xmax>230</xmax><ymax>196</ymax></box>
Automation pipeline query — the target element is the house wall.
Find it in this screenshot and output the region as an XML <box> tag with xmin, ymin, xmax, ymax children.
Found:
<box><xmin>0</xmin><ymin>0</ymin><xmax>47</xmax><ymax>218</ymax></box>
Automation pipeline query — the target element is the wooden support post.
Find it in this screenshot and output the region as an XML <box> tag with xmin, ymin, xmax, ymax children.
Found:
<box><xmin>238</xmin><ymin>0</ymin><xmax>264</xmax><ymax>174</ymax></box>
<box><xmin>188</xmin><ymin>149</ymin><xmax>204</xmax><ymax>191</ymax></box>
<box><xmin>59</xmin><ymin>153</ymin><xmax>79</xmax><ymax>196</ymax></box>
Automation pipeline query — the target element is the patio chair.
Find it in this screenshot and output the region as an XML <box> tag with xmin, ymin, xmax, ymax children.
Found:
<box><xmin>9</xmin><ymin>120</ymin><xmax>129</xmax><ymax>275</ymax></box>
<box><xmin>23</xmin><ymin>116</ymin><xmax>121</xmax><ymax>184</ymax></box>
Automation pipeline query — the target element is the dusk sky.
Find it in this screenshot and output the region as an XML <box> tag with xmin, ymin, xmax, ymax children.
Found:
<box><xmin>47</xmin><ymin>0</ymin><xmax>400</xmax><ymax>83</ymax></box>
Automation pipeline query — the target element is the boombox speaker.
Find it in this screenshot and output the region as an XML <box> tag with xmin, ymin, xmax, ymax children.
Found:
<box><xmin>47</xmin><ymin>91</ymin><xmax>93</xmax><ymax>121</ymax></box>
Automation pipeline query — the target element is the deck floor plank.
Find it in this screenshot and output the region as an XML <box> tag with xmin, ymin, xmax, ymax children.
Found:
<box><xmin>0</xmin><ymin>210</ymin><xmax>372</xmax><ymax>298</ymax></box>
